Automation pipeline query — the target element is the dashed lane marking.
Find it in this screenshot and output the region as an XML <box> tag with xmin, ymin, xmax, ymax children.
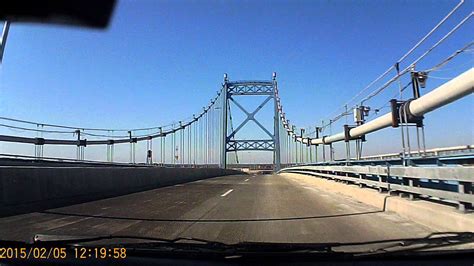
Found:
<box><xmin>221</xmin><ymin>189</ymin><xmax>234</xmax><ymax>197</ymax></box>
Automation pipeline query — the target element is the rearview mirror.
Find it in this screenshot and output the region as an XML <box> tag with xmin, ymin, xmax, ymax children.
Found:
<box><xmin>0</xmin><ymin>0</ymin><xmax>116</xmax><ymax>29</ymax></box>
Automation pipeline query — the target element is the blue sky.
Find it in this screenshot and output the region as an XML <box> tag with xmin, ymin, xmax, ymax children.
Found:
<box><xmin>0</xmin><ymin>0</ymin><xmax>472</xmax><ymax>162</ymax></box>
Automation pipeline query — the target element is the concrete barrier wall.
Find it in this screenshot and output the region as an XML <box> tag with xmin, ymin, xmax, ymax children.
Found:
<box><xmin>281</xmin><ymin>173</ymin><xmax>474</xmax><ymax>232</ymax></box>
<box><xmin>0</xmin><ymin>167</ymin><xmax>242</xmax><ymax>216</ymax></box>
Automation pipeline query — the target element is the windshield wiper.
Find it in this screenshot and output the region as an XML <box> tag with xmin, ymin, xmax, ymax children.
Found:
<box><xmin>30</xmin><ymin>232</ymin><xmax>473</xmax><ymax>257</ymax></box>
<box><xmin>32</xmin><ymin>234</ymin><xmax>340</xmax><ymax>255</ymax></box>
<box><xmin>33</xmin><ymin>234</ymin><xmax>228</xmax><ymax>246</ymax></box>
<box><xmin>353</xmin><ymin>232</ymin><xmax>474</xmax><ymax>257</ymax></box>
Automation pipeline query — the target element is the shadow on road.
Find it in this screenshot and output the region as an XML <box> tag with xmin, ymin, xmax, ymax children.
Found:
<box><xmin>39</xmin><ymin>209</ymin><xmax>383</xmax><ymax>223</ymax></box>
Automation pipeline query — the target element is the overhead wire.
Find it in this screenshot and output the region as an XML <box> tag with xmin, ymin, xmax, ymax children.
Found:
<box><xmin>0</xmin><ymin>123</ymin><xmax>75</xmax><ymax>134</ymax></box>
<box><xmin>279</xmin><ymin>38</ymin><xmax>473</xmax><ymax>139</ymax></box>
<box><xmin>323</xmin><ymin>0</ymin><xmax>466</xmax><ymax>124</ymax></box>
<box><xmin>0</xmin><ymin>88</ymin><xmax>224</xmax><ymax>134</ymax></box>
<box><xmin>423</xmin><ymin>41</ymin><xmax>473</xmax><ymax>73</ymax></box>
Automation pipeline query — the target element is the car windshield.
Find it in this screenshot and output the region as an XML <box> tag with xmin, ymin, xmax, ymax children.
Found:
<box><xmin>0</xmin><ymin>0</ymin><xmax>473</xmax><ymax>264</ymax></box>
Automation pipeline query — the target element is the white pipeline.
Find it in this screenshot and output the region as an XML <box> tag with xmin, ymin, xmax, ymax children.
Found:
<box><xmin>310</xmin><ymin>68</ymin><xmax>474</xmax><ymax>145</ymax></box>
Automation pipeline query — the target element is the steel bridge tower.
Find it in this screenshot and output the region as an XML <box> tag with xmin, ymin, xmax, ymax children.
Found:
<box><xmin>220</xmin><ymin>73</ymin><xmax>281</xmax><ymax>171</ymax></box>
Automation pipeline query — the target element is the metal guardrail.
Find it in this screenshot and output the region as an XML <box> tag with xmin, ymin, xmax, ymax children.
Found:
<box><xmin>282</xmin><ymin>146</ymin><xmax>474</xmax><ymax>167</ymax></box>
<box><xmin>0</xmin><ymin>154</ymin><xmax>220</xmax><ymax>168</ymax></box>
<box><xmin>358</xmin><ymin>145</ymin><xmax>474</xmax><ymax>161</ymax></box>
<box><xmin>280</xmin><ymin>164</ymin><xmax>474</xmax><ymax>211</ymax></box>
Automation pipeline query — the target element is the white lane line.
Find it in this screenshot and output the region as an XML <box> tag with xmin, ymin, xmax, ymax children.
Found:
<box><xmin>221</xmin><ymin>189</ymin><xmax>234</xmax><ymax>197</ymax></box>
<box><xmin>244</xmin><ymin>178</ymin><xmax>249</xmax><ymax>182</ymax></box>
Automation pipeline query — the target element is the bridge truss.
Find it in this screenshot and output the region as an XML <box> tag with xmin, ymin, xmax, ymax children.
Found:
<box><xmin>221</xmin><ymin>76</ymin><xmax>281</xmax><ymax>171</ymax></box>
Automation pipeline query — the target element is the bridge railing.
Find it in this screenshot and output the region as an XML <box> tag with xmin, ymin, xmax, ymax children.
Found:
<box><xmin>280</xmin><ymin>164</ymin><xmax>474</xmax><ymax>212</ymax></box>
<box><xmin>0</xmin><ymin>153</ymin><xmax>221</xmax><ymax>168</ymax></box>
<box><xmin>357</xmin><ymin>145</ymin><xmax>474</xmax><ymax>162</ymax></box>
<box><xmin>281</xmin><ymin>145</ymin><xmax>474</xmax><ymax>167</ymax></box>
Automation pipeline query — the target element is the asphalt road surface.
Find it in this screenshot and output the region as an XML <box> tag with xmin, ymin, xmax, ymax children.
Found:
<box><xmin>0</xmin><ymin>174</ymin><xmax>433</xmax><ymax>244</ymax></box>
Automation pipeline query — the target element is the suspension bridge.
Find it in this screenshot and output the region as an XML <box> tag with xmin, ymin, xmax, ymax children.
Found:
<box><xmin>0</xmin><ymin>2</ymin><xmax>473</xmax><ymax>246</ymax></box>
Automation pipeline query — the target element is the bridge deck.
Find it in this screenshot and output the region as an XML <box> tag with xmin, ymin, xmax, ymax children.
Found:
<box><xmin>0</xmin><ymin>174</ymin><xmax>434</xmax><ymax>244</ymax></box>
